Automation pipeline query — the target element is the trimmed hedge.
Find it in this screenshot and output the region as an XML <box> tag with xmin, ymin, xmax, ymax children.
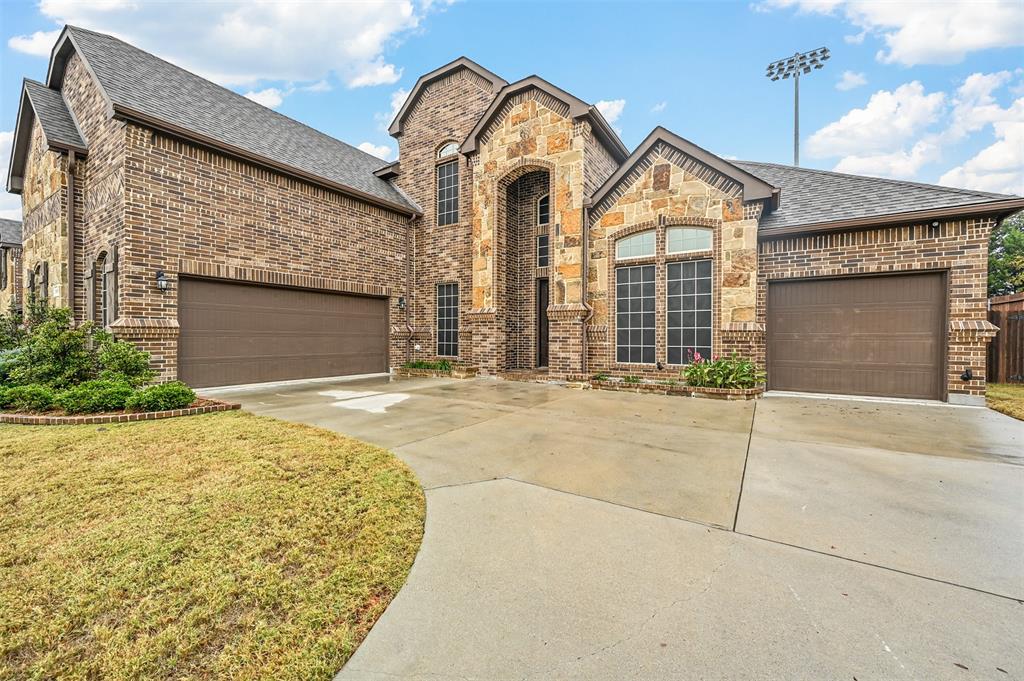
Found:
<box><xmin>55</xmin><ymin>380</ymin><xmax>135</xmax><ymax>415</ymax></box>
<box><xmin>1</xmin><ymin>384</ymin><xmax>56</xmax><ymax>413</ymax></box>
<box><xmin>126</xmin><ymin>382</ymin><xmax>196</xmax><ymax>413</ymax></box>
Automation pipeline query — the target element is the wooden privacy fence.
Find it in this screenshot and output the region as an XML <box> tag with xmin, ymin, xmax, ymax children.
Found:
<box><xmin>988</xmin><ymin>293</ymin><xmax>1024</xmax><ymax>383</ymax></box>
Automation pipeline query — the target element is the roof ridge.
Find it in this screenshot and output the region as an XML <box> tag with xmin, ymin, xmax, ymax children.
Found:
<box><xmin>65</xmin><ymin>25</ymin><xmax>386</xmax><ymax>167</ymax></box>
<box><xmin>734</xmin><ymin>160</ymin><xmax>1012</xmax><ymax>200</ymax></box>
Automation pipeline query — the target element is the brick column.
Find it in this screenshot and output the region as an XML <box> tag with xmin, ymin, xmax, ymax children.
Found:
<box><xmin>547</xmin><ymin>303</ymin><xmax>587</xmax><ymax>379</ymax></box>
<box><xmin>467</xmin><ymin>308</ymin><xmax>502</xmax><ymax>376</ymax></box>
<box><xmin>947</xmin><ymin>320</ymin><xmax>998</xmax><ymax>405</ymax></box>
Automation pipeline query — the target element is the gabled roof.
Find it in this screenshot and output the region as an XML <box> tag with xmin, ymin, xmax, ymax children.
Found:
<box><xmin>589</xmin><ymin>127</ymin><xmax>778</xmax><ymax>215</ymax></box>
<box><xmin>6</xmin><ymin>79</ymin><xmax>87</xmax><ymax>193</ymax></box>
<box><xmin>735</xmin><ymin>161</ymin><xmax>1024</xmax><ymax>234</ymax></box>
<box><xmin>388</xmin><ymin>57</ymin><xmax>507</xmax><ymax>136</ymax></box>
<box><xmin>460</xmin><ymin>76</ymin><xmax>629</xmax><ymax>162</ymax></box>
<box><xmin>39</xmin><ymin>25</ymin><xmax>418</xmax><ymax>215</ymax></box>
<box><xmin>0</xmin><ymin>218</ymin><xmax>22</xmax><ymax>247</ymax></box>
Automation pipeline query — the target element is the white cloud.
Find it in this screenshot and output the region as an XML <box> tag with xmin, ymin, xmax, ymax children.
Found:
<box><xmin>243</xmin><ymin>87</ymin><xmax>286</xmax><ymax>108</ymax></box>
<box><xmin>807</xmin><ymin>82</ymin><xmax>945</xmax><ymax>159</ymax></box>
<box><xmin>595</xmin><ymin>99</ymin><xmax>626</xmax><ymax>124</ymax></box>
<box><xmin>0</xmin><ymin>131</ymin><xmax>22</xmax><ymax>221</ymax></box>
<box><xmin>7</xmin><ymin>29</ymin><xmax>61</xmax><ymax>57</ymax></box>
<box><xmin>939</xmin><ymin>100</ymin><xmax>1024</xmax><ymax>194</ymax></box>
<box><xmin>651</xmin><ymin>101</ymin><xmax>667</xmax><ymax>114</ymax></box>
<box><xmin>25</xmin><ymin>0</ymin><xmax>433</xmax><ymax>89</ymax></box>
<box><xmin>375</xmin><ymin>87</ymin><xmax>410</xmax><ymax>132</ymax></box>
<box><xmin>832</xmin><ymin>140</ymin><xmax>939</xmax><ymax>179</ymax></box>
<box><xmin>835</xmin><ymin>70</ymin><xmax>866</xmax><ymax>91</ymax></box>
<box><xmin>357</xmin><ymin>141</ymin><xmax>396</xmax><ymax>161</ymax></box>
<box><xmin>758</xmin><ymin>0</ymin><xmax>1024</xmax><ymax>65</ymax></box>
<box><xmin>303</xmin><ymin>80</ymin><xmax>332</xmax><ymax>93</ymax></box>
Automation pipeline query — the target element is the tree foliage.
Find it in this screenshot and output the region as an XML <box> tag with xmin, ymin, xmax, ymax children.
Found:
<box><xmin>990</xmin><ymin>210</ymin><xmax>1024</xmax><ymax>297</ymax></box>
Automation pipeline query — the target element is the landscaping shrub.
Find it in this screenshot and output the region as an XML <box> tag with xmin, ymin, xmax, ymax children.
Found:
<box><xmin>97</xmin><ymin>338</ymin><xmax>155</xmax><ymax>386</ymax></box>
<box><xmin>126</xmin><ymin>381</ymin><xmax>196</xmax><ymax>412</ymax></box>
<box><xmin>623</xmin><ymin>375</ymin><xmax>642</xmax><ymax>384</ymax></box>
<box><xmin>1</xmin><ymin>384</ymin><xmax>56</xmax><ymax>412</ymax></box>
<box><xmin>0</xmin><ymin>347</ymin><xmax>25</xmax><ymax>385</ymax></box>
<box><xmin>402</xmin><ymin>359</ymin><xmax>453</xmax><ymax>372</ymax></box>
<box><xmin>9</xmin><ymin>309</ymin><xmax>100</xmax><ymax>389</ymax></box>
<box><xmin>55</xmin><ymin>379</ymin><xmax>135</xmax><ymax>414</ymax></box>
<box><xmin>682</xmin><ymin>352</ymin><xmax>765</xmax><ymax>389</ymax></box>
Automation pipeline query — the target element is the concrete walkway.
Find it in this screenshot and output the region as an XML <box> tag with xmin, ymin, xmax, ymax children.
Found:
<box><xmin>224</xmin><ymin>376</ymin><xmax>1024</xmax><ymax>680</ymax></box>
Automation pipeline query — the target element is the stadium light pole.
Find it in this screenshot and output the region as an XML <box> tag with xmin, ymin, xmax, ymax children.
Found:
<box><xmin>765</xmin><ymin>47</ymin><xmax>830</xmax><ymax>166</ymax></box>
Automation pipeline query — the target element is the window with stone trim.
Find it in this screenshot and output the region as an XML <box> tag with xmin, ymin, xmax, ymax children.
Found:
<box><xmin>30</xmin><ymin>262</ymin><xmax>48</xmax><ymax>303</ymax></box>
<box><xmin>615</xmin><ymin>264</ymin><xmax>656</xmax><ymax>364</ymax></box>
<box><xmin>667</xmin><ymin>259</ymin><xmax>712</xmax><ymax>365</ymax></box>
<box><xmin>666</xmin><ymin>227</ymin><xmax>712</xmax><ymax>254</ymax></box>
<box><xmin>0</xmin><ymin>248</ymin><xmax>7</xmax><ymax>290</ymax></box>
<box><xmin>436</xmin><ymin>159</ymin><xmax>459</xmax><ymax>226</ymax></box>
<box><xmin>537</xmin><ymin>194</ymin><xmax>550</xmax><ymax>225</ymax></box>
<box><xmin>537</xmin><ymin>234</ymin><xmax>549</xmax><ymax>268</ymax></box>
<box><xmin>615</xmin><ymin>230</ymin><xmax>655</xmax><ymax>260</ymax></box>
<box><xmin>436</xmin><ymin>282</ymin><xmax>459</xmax><ymax>357</ymax></box>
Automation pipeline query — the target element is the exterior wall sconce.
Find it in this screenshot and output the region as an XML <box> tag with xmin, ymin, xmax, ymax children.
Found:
<box><xmin>961</xmin><ymin>367</ymin><xmax>973</xmax><ymax>382</ymax></box>
<box><xmin>398</xmin><ymin>296</ymin><xmax>406</xmax><ymax>310</ymax></box>
<box><xmin>155</xmin><ymin>269</ymin><xmax>170</xmax><ymax>293</ymax></box>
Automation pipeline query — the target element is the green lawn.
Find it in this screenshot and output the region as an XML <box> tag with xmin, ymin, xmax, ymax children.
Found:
<box><xmin>0</xmin><ymin>411</ymin><xmax>425</xmax><ymax>680</ymax></box>
<box><xmin>987</xmin><ymin>383</ymin><xmax>1024</xmax><ymax>421</ymax></box>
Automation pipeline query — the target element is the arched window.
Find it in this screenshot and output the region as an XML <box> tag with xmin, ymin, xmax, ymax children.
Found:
<box><xmin>0</xmin><ymin>247</ymin><xmax>8</xmax><ymax>290</ymax></box>
<box><xmin>436</xmin><ymin>142</ymin><xmax>459</xmax><ymax>226</ymax></box>
<box><xmin>666</xmin><ymin>227</ymin><xmax>712</xmax><ymax>254</ymax></box>
<box><xmin>32</xmin><ymin>262</ymin><xmax>48</xmax><ymax>303</ymax></box>
<box><xmin>537</xmin><ymin>194</ymin><xmax>550</xmax><ymax>225</ymax></box>
<box><xmin>85</xmin><ymin>247</ymin><xmax>117</xmax><ymax>327</ymax></box>
<box><xmin>615</xmin><ymin>230</ymin><xmax>656</xmax><ymax>260</ymax></box>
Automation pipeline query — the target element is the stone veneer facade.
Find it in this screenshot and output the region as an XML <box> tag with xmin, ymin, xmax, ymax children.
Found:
<box><xmin>11</xmin><ymin>53</ymin><xmax>1009</xmax><ymax>404</ymax></box>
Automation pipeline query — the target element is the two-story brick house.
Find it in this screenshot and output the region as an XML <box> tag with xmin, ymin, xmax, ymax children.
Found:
<box><xmin>6</xmin><ymin>26</ymin><xmax>1023</xmax><ymax>403</ymax></box>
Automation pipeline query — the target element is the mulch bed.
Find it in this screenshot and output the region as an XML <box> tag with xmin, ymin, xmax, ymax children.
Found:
<box><xmin>0</xmin><ymin>398</ymin><xmax>241</xmax><ymax>426</ymax></box>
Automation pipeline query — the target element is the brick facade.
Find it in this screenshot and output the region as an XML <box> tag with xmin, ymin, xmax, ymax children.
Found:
<box><xmin>9</xmin><ymin>41</ymin><xmax>1010</xmax><ymax>403</ymax></box>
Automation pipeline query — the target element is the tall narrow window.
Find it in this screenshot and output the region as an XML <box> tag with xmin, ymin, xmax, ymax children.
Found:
<box><xmin>537</xmin><ymin>234</ymin><xmax>549</xmax><ymax>268</ymax></box>
<box><xmin>437</xmin><ymin>283</ymin><xmax>459</xmax><ymax>357</ymax></box>
<box><xmin>615</xmin><ymin>264</ymin><xmax>655</xmax><ymax>363</ymax></box>
<box><xmin>0</xmin><ymin>248</ymin><xmax>7</xmax><ymax>290</ymax></box>
<box><xmin>667</xmin><ymin>259</ymin><xmax>712</xmax><ymax>364</ymax></box>
<box><xmin>537</xmin><ymin>194</ymin><xmax>550</xmax><ymax>225</ymax></box>
<box><xmin>436</xmin><ymin>143</ymin><xmax>459</xmax><ymax>226</ymax></box>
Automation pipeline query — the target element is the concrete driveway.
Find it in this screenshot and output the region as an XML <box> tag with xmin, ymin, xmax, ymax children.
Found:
<box><xmin>222</xmin><ymin>376</ymin><xmax>1024</xmax><ymax>680</ymax></box>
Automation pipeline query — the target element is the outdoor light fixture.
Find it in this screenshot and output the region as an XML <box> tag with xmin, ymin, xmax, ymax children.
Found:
<box><xmin>155</xmin><ymin>269</ymin><xmax>170</xmax><ymax>293</ymax></box>
<box><xmin>765</xmin><ymin>47</ymin><xmax>830</xmax><ymax>166</ymax></box>
<box><xmin>398</xmin><ymin>296</ymin><xmax>406</xmax><ymax>310</ymax></box>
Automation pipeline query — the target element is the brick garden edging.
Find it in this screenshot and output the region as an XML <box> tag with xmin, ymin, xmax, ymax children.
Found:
<box><xmin>394</xmin><ymin>365</ymin><xmax>479</xmax><ymax>379</ymax></box>
<box><xmin>590</xmin><ymin>379</ymin><xmax>763</xmax><ymax>400</ymax></box>
<box><xmin>0</xmin><ymin>399</ymin><xmax>241</xmax><ymax>426</ymax></box>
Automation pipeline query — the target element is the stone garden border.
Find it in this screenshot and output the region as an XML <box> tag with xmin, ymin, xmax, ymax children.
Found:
<box><xmin>590</xmin><ymin>378</ymin><xmax>763</xmax><ymax>400</ymax></box>
<box><xmin>0</xmin><ymin>399</ymin><xmax>241</xmax><ymax>426</ymax></box>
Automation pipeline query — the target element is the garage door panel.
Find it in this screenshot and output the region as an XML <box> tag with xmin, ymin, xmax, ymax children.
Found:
<box><xmin>768</xmin><ymin>273</ymin><xmax>944</xmax><ymax>400</ymax></box>
<box><xmin>178</xmin><ymin>278</ymin><xmax>388</xmax><ymax>388</ymax></box>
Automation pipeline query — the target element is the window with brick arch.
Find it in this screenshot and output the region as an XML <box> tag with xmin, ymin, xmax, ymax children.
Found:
<box><xmin>86</xmin><ymin>248</ymin><xmax>117</xmax><ymax>327</ymax></box>
<box><xmin>537</xmin><ymin>194</ymin><xmax>550</xmax><ymax>225</ymax></box>
<box><xmin>436</xmin><ymin>143</ymin><xmax>459</xmax><ymax>226</ymax></box>
<box><xmin>0</xmin><ymin>248</ymin><xmax>7</xmax><ymax>290</ymax></box>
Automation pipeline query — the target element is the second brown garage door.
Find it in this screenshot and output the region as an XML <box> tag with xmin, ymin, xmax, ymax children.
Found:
<box><xmin>178</xmin><ymin>278</ymin><xmax>388</xmax><ymax>388</ymax></box>
<box><xmin>767</xmin><ymin>273</ymin><xmax>945</xmax><ymax>400</ymax></box>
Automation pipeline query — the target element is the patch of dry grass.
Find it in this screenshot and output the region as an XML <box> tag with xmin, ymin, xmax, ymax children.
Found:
<box><xmin>0</xmin><ymin>411</ymin><xmax>424</xmax><ymax>680</ymax></box>
<box><xmin>987</xmin><ymin>383</ymin><xmax>1024</xmax><ymax>421</ymax></box>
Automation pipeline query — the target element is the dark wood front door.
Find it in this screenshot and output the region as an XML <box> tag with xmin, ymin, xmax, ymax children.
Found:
<box><xmin>537</xmin><ymin>278</ymin><xmax>549</xmax><ymax>367</ymax></box>
<box><xmin>767</xmin><ymin>272</ymin><xmax>945</xmax><ymax>400</ymax></box>
<box><xmin>178</xmin><ymin>278</ymin><xmax>388</xmax><ymax>388</ymax></box>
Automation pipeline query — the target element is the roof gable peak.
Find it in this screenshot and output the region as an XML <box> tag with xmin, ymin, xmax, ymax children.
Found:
<box><xmin>388</xmin><ymin>57</ymin><xmax>507</xmax><ymax>136</ymax></box>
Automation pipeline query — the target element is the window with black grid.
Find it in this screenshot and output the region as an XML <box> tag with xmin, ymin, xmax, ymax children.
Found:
<box><xmin>436</xmin><ymin>283</ymin><xmax>459</xmax><ymax>357</ymax></box>
<box><xmin>537</xmin><ymin>194</ymin><xmax>550</xmax><ymax>225</ymax></box>
<box><xmin>436</xmin><ymin>160</ymin><xmax>459</xmax><ymax>226</ymax></box>
<box><xmin>615</xmin><ymin>265</ymin><xmax>656</xmax><ymax>364</ymax></box>
<box><xmin>667</xmin><ymin>259</ymin><xmax>712</xmax><ymax>364</ymax></box>
<box><xmin>537</xmin><ymin>234</ymin><xmax>549</xmax><ymax>267</ymax></box>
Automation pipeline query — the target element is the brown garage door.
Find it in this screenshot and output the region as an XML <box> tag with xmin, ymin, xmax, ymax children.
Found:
<box><xmin>178</xmin><ymin>278</ymin><xmax>388</xmax><ymax>388</ymax></box>
<box><xmin>767</xmin><ymin>273</ymin><xmax>945</xmax><ymax>400</ymax></box>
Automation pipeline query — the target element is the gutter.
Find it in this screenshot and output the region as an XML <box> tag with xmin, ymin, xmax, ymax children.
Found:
<box><xmin>759</xmin><ymin>197</ymin><xmax>1024</xmax><ymax>239</ymax></box>
<box><xmin>113</xmin><ymin>105</ymin><xmax>423</xmax><ymax>219</ymax></box>
<box><xmin>67</xmin><ymin>149</ymin><xmax>76</xmax><ymax>322</ymax></box>
<box><xmin>580</xmin><ymin>198</ymin><xmax>593</xmax><ymax>377</ymax></box>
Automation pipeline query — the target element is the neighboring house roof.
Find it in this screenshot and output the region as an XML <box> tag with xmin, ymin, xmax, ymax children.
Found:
<box><xmin>388</xmin><ymin>57</ymin><xmax>507</xmax><ymax>136</ymax></box>
<box><xmin>736</xmin><ymin>161</ymin><xmax>1024</xmax><ymax>235</ymax></box>
<box><xmin>36</xmin><ymin>25</ymin><xmax>418</xmax><ymax>215</ymax></box>
<box><xmin>0</xmin><ymin>218</ymin><xmax>22</xmax><ymax>247</ymax></box>
<box><xmin>460</xmin><ymin>75</ymin><xmax>629</xmax><ymax>162</ymax></box>
<box><xmin>6</xmin><ymin>79</ymin><xmax>87</xmax><ymax>193</ymax></box>
<box><xmin>590</xmin><ymin>127</ymin><xmax>778</xmax><ymax>218</ymax></box>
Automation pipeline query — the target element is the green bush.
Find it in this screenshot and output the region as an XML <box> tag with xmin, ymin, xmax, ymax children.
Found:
<box><xmin>55</xmin><ymin>380</ymin><xmax>135</xmax><ymax>414</ymax></box>
<box><xmin>1</xmin><ymin>384</ymin><xmax>56</xmax><ymax>412</ymax></box>
<box><xmin>97</xmin><ymin>339</ymin><xmax>155</xmax><ymax>386</ymax></box>
<box><xmin>126</xmin><ymin>382</ymin><xmax>196</xmax><ymax>412</ymax></box>
<box><xmin>0</xmin><ymin>348</ymin><xmax>25</xmax><ymax>386</ymax></box>
<box><xmin>9</xmin><ymin>309</ymin><xmax>100</xmax><ymax>389</ymax></box>
<box><xmin>402</xmin><ymin>359</ymin><xmax>453</xmax><ymax>372</ymax></box>
<box><xmin>681</xmin><ymin>352</ymin><xmax>765</xmax><ymax>390</ymax></box>
<box><xmin>623</xmin><ymin>375</ymin><xmax>642</xmax><ymax>384</ymax></box>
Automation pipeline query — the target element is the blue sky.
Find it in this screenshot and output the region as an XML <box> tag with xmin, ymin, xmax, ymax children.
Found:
<box><xmin>1</xmin><ymin>0</ymin><xmax>1022</xmax><ymax>220</ymax></box>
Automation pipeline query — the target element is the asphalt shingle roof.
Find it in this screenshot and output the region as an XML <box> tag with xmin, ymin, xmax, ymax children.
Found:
<box><xmin>735</xmin><ymin>161</ymin><xmax>1013</xmax><ymax>231</ymax></box>
<box><xmin>64</xmin><ymin>26</ymin><xmax>416</xmax><ymax>213</ymax></box>
<box><xmin>0</xmin><ymin>218</ymin><xmax>22</xmax><ymax>246</ymax></box>
<box><xmin>24</xmin><ymin>79</ymin><xmax>86</xmax><ymax>151</ymax></box>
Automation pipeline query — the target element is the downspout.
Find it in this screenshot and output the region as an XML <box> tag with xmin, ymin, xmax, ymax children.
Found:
<box><xmin>581</xmin><ymin>196</ymin><xmax>593</xmax><ymax>377</ymax></box>
<box><xmin>405</xmin><ymin>218</ymin><xmax>414</xmax><ymax>364</ymax></box>
<box><xmin>67</xmin><ymin>150</ymin><xmax>76</xmax><ymax>322</ymax></box>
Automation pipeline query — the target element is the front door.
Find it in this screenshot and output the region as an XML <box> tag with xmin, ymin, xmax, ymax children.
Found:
<box><xmin>537</xmin><ymin>278</ymin><xmax>549</xmax><ymax>367</ymax></box>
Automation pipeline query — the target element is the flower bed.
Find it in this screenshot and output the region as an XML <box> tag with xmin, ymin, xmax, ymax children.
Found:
<box><xmin>394</xmin><ymin>361</ymin><xmax>478</xmax><ymax>379</ymax></box>
<box><xmin>589</xmin><ymin>376</ymin><xmax>764</xmax><ymax>400</ymax></box>
<box><xmin>0</xmin><ymin>397</ymin><xmax>240</xmax><ymax>425</ymax></box>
